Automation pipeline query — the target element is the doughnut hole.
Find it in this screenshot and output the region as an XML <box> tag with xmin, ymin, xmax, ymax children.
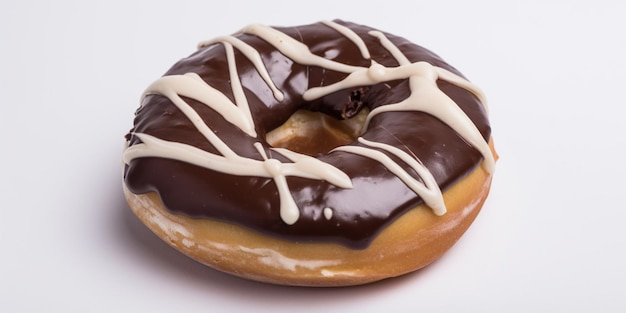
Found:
<box><xmin>265</xmin><ymin>109</ymin><xmax>369</xmax><ymax>156</ymax></box>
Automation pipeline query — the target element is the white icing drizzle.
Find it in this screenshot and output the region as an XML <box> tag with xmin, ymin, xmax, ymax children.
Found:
<box><xmin>321</xmin><ymin>20</ymin><xmax>370</xmax><ymax>59</ymax></box>
<box><xmin>302</xmin><ymin>33</ymin><xmax>495</xmax><ymax>174</ymax></box>
<box><xmin>368</xmin><ymin>31</ymin><xmax>410</xmax><ymax>65</ymax></box>
<box><xmin>269</xmin><ymin>147</ymin><xmax>352</xmax><ymax>188</ymax></box>
<box><xmin>254</xmin><ymin>142</ymin><xmax>299</xmax><ymax>225</ymax></box>
<box><xmin>241</xmin><ymin>24</ymin><xmax>361</xmax><ymax>74</ymax></box>
<box><xmin>198</xmin><ymin>36</ymin><xmax>285</xmax><ymax>102</ymax></box>
<box><xmin>124</xmin><ymin>22</ymin><xmax>495</xmax><ymax>224</ymax></box>
<box><xmin>435</xmin><ymin>66</ymin><xmax>488</xmax><ymax>112</ymax></box>
<box><xmin>334</xmin><ymin>138</ymin><xmax>446</xmax><ymax>215</ymax></box>
<box><xmin>223</xmin><ymin>42</ymin><xmax>256</xmax><ymax>137</ymax></box>
<box><xmin>142</xmin><ymin>73</ymin><xmax>246</xmax><ymax>155</ymax></box>
<box><xmin>369</xmin><ymin>30</ymin><xmax>488</xmax><ymax>111</ymax></box>
<box><xmin>362</xmin><ymin>61</ymin><xmax>496</xmax><ymax>173</ymax></box>
<box><xmin>323</xmin><ymin>207</ymin><xmax>333</xmax><ymax>220</ymax></box>
<box><xmin>125</xmin><ymin>133</ymin><xmax>351</xmax><ymax>225</ymax></box>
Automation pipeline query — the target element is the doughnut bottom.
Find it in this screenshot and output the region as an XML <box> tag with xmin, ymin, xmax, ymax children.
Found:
<box><xmin>123</xmin><ymin>141</ymin><xmax>495</xmax><ymax>287</ymax></box>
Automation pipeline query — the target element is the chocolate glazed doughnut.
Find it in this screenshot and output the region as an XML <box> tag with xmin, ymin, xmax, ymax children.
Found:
<box><xmin>123</xmin><ymin>20</ymin><xmax>497</xmax><ymax>286</ymax></box>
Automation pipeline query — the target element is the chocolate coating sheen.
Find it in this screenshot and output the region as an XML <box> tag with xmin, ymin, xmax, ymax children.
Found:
<box><xmin>124</xmin><ymin>20</ymin><xmax>490</xmax><ymax>249</ymax></box>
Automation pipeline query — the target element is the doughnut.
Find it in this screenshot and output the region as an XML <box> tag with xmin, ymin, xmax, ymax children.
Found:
<box><xmin>122</xmin><ymin>20</ymin><xmax>497</xmax><ymax>286</ymax></box>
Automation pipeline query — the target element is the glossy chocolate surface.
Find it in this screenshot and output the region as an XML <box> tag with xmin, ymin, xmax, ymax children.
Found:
<box><xmin>124</xmin><ymin>21</ymin><xmax>491</xmax><ymax>249</ymax></box>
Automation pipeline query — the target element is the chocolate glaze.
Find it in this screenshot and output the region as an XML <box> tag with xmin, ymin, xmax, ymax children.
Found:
<box><xmin>124</xmin><ymin>20</ymin><xmax>491</xmax><ymax>249</ymax></box>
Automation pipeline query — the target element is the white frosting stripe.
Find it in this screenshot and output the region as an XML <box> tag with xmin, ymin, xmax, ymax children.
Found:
<box><xmin>370</xmin><ymin>30</ymin><xmax>488</xmax><ymax>111</ymax></box>
<box><xmin>126</xmin><ymin>133</ymin><xmax>352</xmax><ymax>226</ymax></box>
<box><xmin>242</xmin><ymin>24</ymin><xmax>362</xmax><ymax>73</ymax></box>
<box><xmin>365</xmin><ymin>32</ymin><xmax>494</xmax><ymax>173</ymax></box>
<box><xmin>199</xmin><ymin>36</ymin><xmax>285</xmax><ymax>102</ymax></box>
<box><xmin>368</xmin><ymin>31</ymin><xmax>410</xmax><ymax>65</ymax></box>
<box><xmin>322</xmin><ymin>20</ymin><xmax>370</xmax><ymax>59</ymax></box>
<box><xmin>254</xmin><ymin>143</ymin><xmax>300</xmax><ymax>225</ymax></box>
<box><xmin>303</xmin><ymin>61</ymin><xmax>494</xmax><ymax>174</ymax></box>
<box><xmin>303</xmin><ymin>61</ymin><xmax>434</xmax><ymax>100</ymax></box>
<box><xmin>223</xmin><ymin>42</ymin><xmax>257</xmax><ymax>137</ymax></box>
<box><xmin>435</xmin><ymin>67</ymin><xmax>488</xmax><ymax>112</ymax></box>
<box><xmin>271</xmin><ymin>147</ymin><xmax>353</xmax><ymax>189</ymax></box>
<box><xmin>364</xmin><ymin>63</ymin><xmax>496</xmax><ymax>173</ymax></box>
<box><xmin>334</xmin><ymin>138</ymin><xmax>446</xmax><ymax>215</ymax></box>
<box><xmin>125</xmin><ymin>133</ymin><xmax>265</xmax><ymax>176</ymax></box>
<box><xmin>126</xmin><ymin>134</ymin><xmax>352</xmax><ymax>187</ymax></box>
<box><xmin>142</xmin><ymin>73</ymin><xmax>241</xmax><ymax>158</ymax></box>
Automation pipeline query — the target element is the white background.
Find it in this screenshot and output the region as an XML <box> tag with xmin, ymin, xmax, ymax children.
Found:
<box><xmin>1</xmin><ymin>0</ymin><xmax>625</xmax><ymax>312</ymax></box>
